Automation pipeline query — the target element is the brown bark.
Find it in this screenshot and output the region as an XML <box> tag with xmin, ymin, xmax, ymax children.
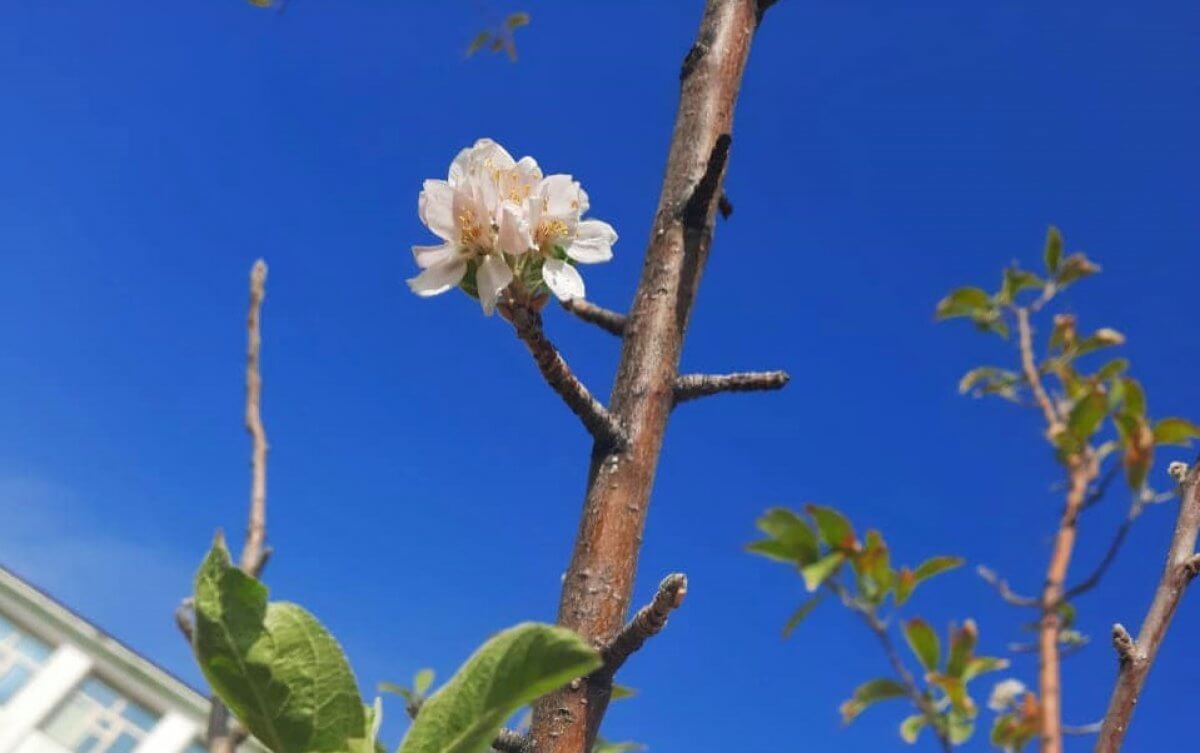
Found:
<box><xmin>1094</xmin><ymin>461</ymin><xmax>1200</xmax><ymax>753</ymax></box>
<box><xmin>529</xmin><ymin>2</ymin><xmax>767</xmax><ymax>751</ymax></box>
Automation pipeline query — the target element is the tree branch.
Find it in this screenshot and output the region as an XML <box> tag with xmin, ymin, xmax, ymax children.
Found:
<box><xmin>672</xmin><ymin>370</ymin><xmax>790</xmax><ymax>405</ymax></box>
<box><xmin>1095</xmin><ymin>460</ymin><xmax>1200</xmax><ymax>753</ymax></box>
<box><xmin>506</xmin><ymin>303</ymin><xmax>627</xmax><ymax>448</ymax></box>
<box><xmin>598</xmin><ymin>573</ymin><xmax>687</xmax><ymax>677</ymax></box>
<box><xmin>1062</xmin><ymin>517</ymin><xmax>1132</xmax><ymax>602</ymax></box>
<box><xmin>1016</xmin><ymin>306</ymin><xmax>1063</xmax><ymax>440</ymax></box>
<box><xmin>976</xmin><ymin>565</ymin><xmax>1039</xmax><ymax>608</ymax></box>
<box><xmin>531</xmin><ymin>3</ymin><xmax>768</xmax><ymax>751</ymax></box>
<box><xmin>560</xmin><ymin>299</ymin><xmax>627</xmax><ymax>337</ymax></box>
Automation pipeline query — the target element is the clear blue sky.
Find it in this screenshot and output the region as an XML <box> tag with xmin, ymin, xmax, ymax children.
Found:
<box><xmin>2</xmin><ymin>2</ymin><xmax>1198</xmax><ymax>751</ymax></box>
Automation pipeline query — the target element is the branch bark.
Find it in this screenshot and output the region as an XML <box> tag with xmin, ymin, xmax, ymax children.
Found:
<box><xmin>1094</xmin><ymin>460</ymin><xmax>1200</xmax><ymax>753</ymax></box>
<box><xmin>673</xmin><ymin>370</ymin><xmax>790</xmax><ymax>405</ymax></box>
<box><xmin>530</xmin><ymin>3</ymin><xmax>766</xmax><ymax>751</ymax></box>
<box><xmin>560</xmin><ymin>299</ymin><xmax>627</xmax><ymax>337</ymax></box>
<box><xmin>507</xmin><ymin>303</ymin><xmax>627</xmax><ymax>448</ymax></box>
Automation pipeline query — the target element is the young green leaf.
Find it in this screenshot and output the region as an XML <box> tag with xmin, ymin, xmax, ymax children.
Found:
<box><xmin>839</xmin><ymin>678</ymin><xmax>908</xmax><ymax>723</ymax></box>
<box><xmin>397</xmin><ymin>623</ymin><xmax>601</xmax><ymax>753</ymax></box>
<box><xmin>413</xmin><ymin>668</ymin><xmax>435</xmax><ymax>697</ymax></box>
<box><xmin>946</xmin><ymin>620</ymin><xmax>978</xmax><ymax>678</ymax></box>
<box><xmin>999</xmin><ymin>267</ymin><xmax>1044</xmax><ymax>304</ymax></box>
<box><xmin>962</xmin><ymin>655</ymin><xmax>1009</xmax><ymax>682</ymax></box>
<box><xmin>1067</xmin><ymin>390</ymin><xmax>1107</xmax><ymax>441</ymax></box>
<box><xmin>899</xmin><ymin>714</ymin><xmax>927</xmax><ymax>744</ymax></box>
<box><xmin>935</xmin><ymin>287</ymin><xmax>992</xmax><ymax>320</ymax></box>
<box><xmin>609</xmin><ymin>684</ymin><xmax>637</xmax><ymax>701</ymax></box>
<box><xmin>893</xmin><ymin>568</ymin><xmax>916</xmax><ymax>606</ymax></box>
<box><xmin>748</xmin><ymin>507</ymin><xmax>820</xmax><ymax>565</ymax></box>
<box><xmin>192</xmin><ymin>538</ymin><xmax>372</xmax><ymax>753</ymax></box>
<box><xmin>1152</xmin><ymin>417</ymin><xmax>1200</xmax><ymax>447</ymax></box>
<box><xmin>801</xmin><ymin>552</ymin><xmax>846</xmax><ymax>592</ymax></box>
<box><xmin>1055</xmin><ymin>252</ymin><xmax>1100</xmax><ymax>286</ymax></box>
<box><xmin>781</xmin><ymin>596</ymin><xmax>824</xmax><ymax>638</ymax></box>
<box><xmin>1043</xmin><ymin>226</ymin><xmax>1063</xmax><ymax>275</ymax></box>
<box><xmin>902</xmin><ymin>619</ymin><xmax>940</xmax><ymax>672</ymax></box>
<box><xmin>805</xmin><ymin>504</ymin><xmax>857</xmax><ymax>551</ymax></box>
<box><xmin>946</xmin><ymin>710</ymin><xmax>975</xmax><ymax>744</ymax></box>
<box><xmin>1120</xmin><ymin>377</ymin><xmax>1147</xmax><ymax>417</ymax></box>
<box><xmin>912</xmin><ymin>556</ymin><xmax>964</xmax><ymax>585</ymax></box>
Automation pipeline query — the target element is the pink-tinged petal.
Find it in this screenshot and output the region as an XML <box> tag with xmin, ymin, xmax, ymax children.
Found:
<box><xmin>418</xmin><ymin>180</ymin><xmax>456</xmax><ymax>241</ymax></box>
<box><xmin>497</xmin><ymin>203</ymin><xmax>533</xmax><ymax>256</ymax></box>
<box><xmin>412</xmin><ymin>243</ymin><xmax>459</xmax><ymax>269</ymax></box>
<box><xmin>406</xmin><ymin>258</ymin><xmax>467</xmax><ymax>297</ymax></box>
<box><xmin>538</xmin><ymin>174</ymin><xmax>583</xmax><ymax>220</ymax></box>
<box><xmin>542</xmin><ymin>258</ymin><xmax>586</xmax><ymax>301</ymax></box>
<box><xmin>477</xmin><ymin>254</ymin><xmax>514</xmax><ymax>315</ymax></box>
<box><xmin>566</xmin><ymin>220</ymin><xmax>617</xmax><ymax>264</ymax></box>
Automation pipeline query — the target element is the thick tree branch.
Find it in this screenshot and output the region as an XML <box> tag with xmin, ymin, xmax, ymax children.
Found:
<box><xmin>1095</xmin><ymin>460</ymin><xmax>1200</xmax><ymax>753</ymax></box>
<box><xmin>530</xmin><ymin>4</ymin><xmax>767</xmax><ymax>751</ymax></box>
<box><xmin>506</xmin><ymin>303</ymin><xmax>626</xmax><ymax>448</ymax></box>
<box><xmin>673</xmin><ymin>370</ymin><xmax>790</xmax><ymax>405</ymax></box>
<box><xmin>560</xmin><ymin>299</ymin><xmax>627</xmax><ymax>337</ymax></box>
<box><xmin>598</xmin><ymin>573</ymin><xmax>687</xmax><ymax>677</ymax></box>
<box><xmin>976</xmin><ymin>565</ymin><xmax>1039</xmax><ymax>608</ymax></box>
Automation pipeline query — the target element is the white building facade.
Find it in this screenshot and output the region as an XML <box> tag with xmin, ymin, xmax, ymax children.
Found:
<box><xmin>0</xmin><ymin>567</ymin><xmax>249</xmax><ymax>753</ymax></box>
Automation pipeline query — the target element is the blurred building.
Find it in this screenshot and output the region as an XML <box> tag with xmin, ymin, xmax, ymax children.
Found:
<box><xmin>0</xmin><ymin>566</ymin><xmax>215</xmax><ymax>753</ymax></box>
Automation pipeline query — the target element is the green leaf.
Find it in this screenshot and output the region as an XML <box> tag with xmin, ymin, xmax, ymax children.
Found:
<box><xmin>592</xmin><ymin>739</ymin><xmax>644</xmax><ymax>753</ymax></box>
<box><xmin>504</xmin><ymin>11</ymin><xmax>531</xmax><ymax>29</ymax></box>
<box><xmin>854</xmin><ymin>530</ymin><xmax>893</xmax><ymax>601</ymax></box>
<box><xmin>1096</xmin><ymin>358</ymin><xmax>1130</xmax><ymax>382</ymax></box>
<box><xmin>899</xmin><ymin>714</ymin><xmax>927</xmax><ymax>744</ymax></box>
<box><xmin>1043</xmin><ymin>226</ymin><xmax>1063</xmax><ymax>274</ymax></box>
<box><xmin>748</xmin><ymin>508</ymin><xmax>819</xmax><ymax>565</ymax></box>
<box><xmin>1120</xmin><ymin>377</ymin><xmax>1147</xmax><ymax>417</ymax></box>
<box><xmin>840</xmin><ymin>678</ymin><xmax>908</xmax><ymax>723</ymax></box>
<box><xmin>398</xmin><ymin>623</ymin><xmax>601</xmax><ymax>753</ymax></box>
<box><xmin>961</xmin><ymin>655</ymin><xmax>1009</xmax><ymax>682</ymax></box>
<box><xmin>413</xmin><ymin>669</ymin><xmax>435</xmax><ymax>696</ymax></box>
<box><xmin>1076</xmin><ymin>327</ymin><xmax>1125</xmax><ymax>355</ymax></box>
<box><xmin>947</xmin><ymin>711</ymin><xmax>975</xmax><ymax>744</ymax></box>
<box><xmin>465</xmin><ymin>31</ymin><xmax>492</xmax><ymax>57</ymax></box>
<box><xmin>378</xmin><ymin>681</ymin><xmax>415</xmax><ymax>704</ymax></box>
<box><xmin>781</xmin><ymin>596</ymin><xmax>823</xmax><ymax>638</ymax></box>
<box><xmin>1067</xmin><ymin>390</ymin><xmax>1107</xmax><ymax>441</ymax></box>
<box><xmin>928</xmin><ymin>673</ymin><xmax>973</xmax><ymax>715</ymax></box>
<box><xmin>609</xmin><ymin>684</ymin><xmax>637</xmax><ymax>701</ymax></box>
<box><xmin>893</xmin><ymin>568</ymin><xmax>916</xmax><ymax>606</ymax></box>
<box><xmin>999</xmin><ymin>267</ymin><xmax>1044</xmax><ymax>304</ymax></box>
<box><xmin>958</xmin><ymin>367</ymin><xmax>1021</xmax><ymax>401</ymax></box>
<box><xmin>935</xmin><ymin>287</ymin><xmax>992</xmax><ymax>320</ymax></box>
<box><xmin>913</xmin><ymin>556</ymin><xmax>964</xmax><ymax>585</ymax></box>
<box><xmin>192</xmin><ymin>538</ymin><xmax>372</xmax><ymax>753</ymax></box>
<box><xmin>805</xmin><ymin>504</ymin><xmax>857</xmax><ymax>551</ymax></box>
<box><xmin>801</xmin><ymin>552</ymin><xmax>846</xmax><ymax>592</ymax></box>
<box><xmin>946</xmin><ymin>620</ymin><xmax>978</xmax><ymax>678</ymax></box>
<box><xmin>902</xmin><ymin>619</ymin><xmax>940</xmax><ymax>672</ymax></box>
<box><xmin>1153</xmin><ymin>417</ymin><xmax>1200</xmax><ymax>447</ymax></box>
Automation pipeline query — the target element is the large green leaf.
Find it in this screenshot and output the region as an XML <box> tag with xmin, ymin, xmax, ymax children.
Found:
<box><xmin>397</xmin><ymin>623</ymin><xmax>601</xmax><ymax>753</ymax></box>
<box><xmin>902</xmin><ymin>619</ymin><xmax>940</xmax><ymax>672</ymax></box>
<box><xmin>840</xmin><ymin>678</ymin><xmax>908</xmax><ymax>723</ymax></box>
<box><xmin>192</xmin><ymin>539</ymin><xmax>373</xmax><ymax>753</ymax></box>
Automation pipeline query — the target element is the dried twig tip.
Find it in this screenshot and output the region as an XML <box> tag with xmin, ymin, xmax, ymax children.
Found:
<box><xmin>1168</xmin><ymin>461</ymin><xmax>1189</xmax><ymax>483</ymax></box>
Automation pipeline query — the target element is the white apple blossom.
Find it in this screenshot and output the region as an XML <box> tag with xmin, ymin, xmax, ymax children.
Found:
<box><xmin>987</xmin><ymin>678</ymin><xmax>1027</xmax><ymax>712</ymax></box>
<box><xmin>407</xmin><ymin>138</ymin><xmax>617</xmax><ymax>314</ymax></box>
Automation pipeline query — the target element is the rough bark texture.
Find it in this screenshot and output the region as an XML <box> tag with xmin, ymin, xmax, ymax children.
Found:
<box><xmin>1094</xmin><ymin>460</ymin><xmax>1200</xmax><ymax>753</ymax></box>
<box><xmin>529</xmin><ymin>2</ymin><xmax>763</xmax><ymax>751</ymax></box>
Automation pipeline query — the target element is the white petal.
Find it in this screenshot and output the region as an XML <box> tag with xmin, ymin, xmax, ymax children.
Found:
<box><xmin>406</xmin><ymin>258</ymin><xmax>467</xmax><ymax>297</ymax></box>
<box><xmin>538</xmin><ymin>174</ymin><xmax>583</xmax><ymax>220</ymax></box>
<box><xmin>497</xmin><ymin>203</ymin><xmax>533</xmax><ymax>256</ymax></box>
<box><xmin>477</xmin><ymin>254</ymin><xmax>514</xmax><ymax>315</ymax></box>
<box><xmin>412</xmin><ymin>243</ymin><xmax>459</xmax><ymax>269</ymax></box>
<box><xmin>542</xmin><ymin>258</ymin><xmax>585</xmax><ymax>301</ymax></box>
<box><xmin>418</xmin><ymin>180</ymin><xmax>457</xmax><ymax>241</ymax></box>
<box><xmin>566</xmin><ymin>220</ymin><xmax>617</xmax><ymax>264</ymax></box>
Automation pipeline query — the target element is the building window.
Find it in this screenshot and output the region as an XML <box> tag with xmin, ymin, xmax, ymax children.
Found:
<box><xmin>41</xmin><ymin>676</ymin><xmax>159</xmax><ymax>753</ymax></box>
<box><xmin>0</xmin><ymin>614</ymin><xmax>52</xmax><ymax>705</ymax></box>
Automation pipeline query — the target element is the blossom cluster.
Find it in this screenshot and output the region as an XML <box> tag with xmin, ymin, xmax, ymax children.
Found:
<box><xmin>407</xmin><ymin>139</ymin><xmax>618</xmax><ymax>315</ymax></box>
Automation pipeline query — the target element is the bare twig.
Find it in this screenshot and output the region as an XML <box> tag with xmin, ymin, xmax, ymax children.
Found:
<box><xmin>598</xmin><ymin>573</ymin><xmax>687</xmax><ymax>676</ymax></box>
<box><xmin>1095</xmin><ymin>461</ymin><xmax>1200</xmax><ymax>753</ymax></box>
<box><xmin>672</xmin><ymin>371</ymin><xmax>790</xmax><ymax>405</ymax></box>
<box><xmin>1016</xmin><ymin>306</ymin><xmax>1063</xmax><ymax>439</ymax></box>
<box><xmin>1062</xmin><ymin>518</ymin><xmax>1133</xmax><ymax>602</ymax></box>
<box><xmin>976</xmin><ymin>565</ymin><xmax>1039</xmax><ymax>608</ymax></box>
<box><xmin>560</xmin><ymin>299</ymin><xmax>627</xmax><ymax>337</ymax></box>
<box><xmin>531</xmin><ymin>3</ymin><xmax>768</xmax><ymax>750</ymax></box>
<box><xmin>506</xmin><ymin>303</ymin><xmax>626</xmax><ymax>448</ymax></box>
<box><xmin>1064</xmin><ymin>722</ymin><xmax>1103</xmax><ymax>736</ymax></box>
<box><xmin>174</xmin><ymin>598</ymin><xmax>195</xmax><ymax>644</ymax></box>
<box><xmin>241</xmin><ymin>260</ymin><xmax>270</xmax><ymax>577</ymax></box>
<box><xmin>1083</xmin><ymin>463</ymin><xmax>1121</xmax><ymax>510</ymax></box>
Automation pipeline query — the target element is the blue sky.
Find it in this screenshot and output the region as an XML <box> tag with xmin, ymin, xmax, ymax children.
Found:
<box><xmin>2</xmin><ymin>1</ymin><xmax>1198</xmax><ymax>751</ymax></box>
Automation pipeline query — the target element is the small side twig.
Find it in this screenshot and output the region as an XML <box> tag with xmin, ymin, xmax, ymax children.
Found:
<box><xmin>673</xmin><ymin>371</ymin><xmax>790</xmax><ymax>405</ymax></box>
<box><xmin>977</xmin><ymin>565</ymin><xmax>1039</xmax><ymax>608</ymax></box>
<box><xmin>1016</xmin><ymin>306</ymin><xmax>1063</xmax><ymax>439</ymax></box>
<box><xmin>598</xmin><ymin>573</ymin><xmax>688</xmax><ymax>676</ymax></box>
<box><xmin>1062</xmin><ymin>518</ymin><xmax>1133</xmax><ymax>602</ymax></box>
<box><xmin>1063</xmin><ymin>722</ymin><xmax>1103</xmax><ymax>736</ymax></box>
<box><xmin>506</xmin><ymin>303</ymin><xmax>627</xmax><ymax>448</ymax></box>
<box><xmin>560</xmin><ymin>299</ymin><xmax>627</xmax><ymax>337</ymax></box>
<box><xmin>241</xmin><ymin>260</ymin><xmax>270</xmax><ymax>577</ymax></box>
<box><xmin>175</xmin><ymin>598</ymin><xmax>195</xmax><ymax>644</ymax></box>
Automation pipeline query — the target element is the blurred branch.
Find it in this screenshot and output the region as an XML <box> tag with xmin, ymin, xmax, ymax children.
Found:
<box><xmin>977</xmin><ymin>565</ymin><xmax>1039</xmax><ymax>608</ymax></box>
<box><xmin>1096</xmin><ymin>461</ymin><xmax>1200</xmax><ymax>753</ymax></box>
<box><xmin>1062</xmin><ymin>517</ymin><xmax>1133</xmax><ymax>602</ymax></box>
<box><xmin>560</xmin><ymin>299</ymin><xmax>627</xmax><ymax>337</ymax></box>
<box><xmin>673</xmin><ymin>371</ymin><xmax>790</xmax><ymax>405</ymax></box>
